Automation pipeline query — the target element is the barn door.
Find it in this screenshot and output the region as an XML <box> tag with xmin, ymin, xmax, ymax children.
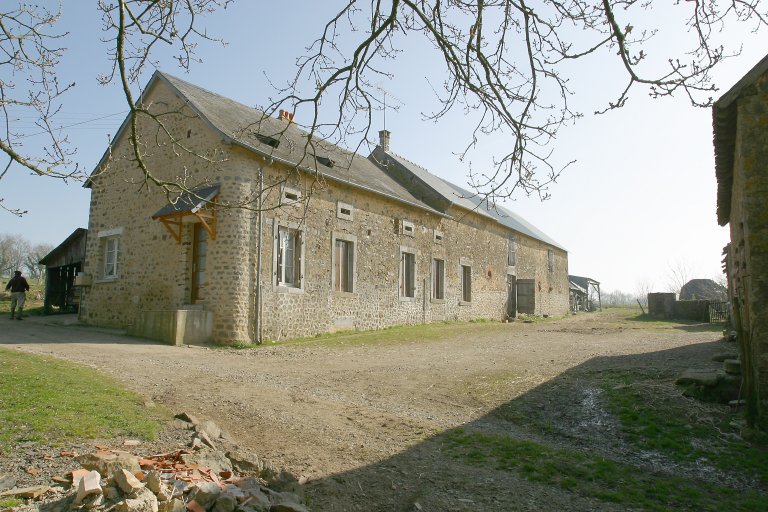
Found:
<box><xmin>506</xmin><ymin>275</ymin><xmax>517</xmax><ymax>319</ymax></box>
<box><xmin>516</xmin><ymin>279</ymin><xmax>535</xmax><ymax>315</ymax></box>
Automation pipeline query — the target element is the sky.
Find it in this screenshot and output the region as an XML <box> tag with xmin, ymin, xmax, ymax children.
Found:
<box><xmin>2</xmin><ymin>1</ymin><xmax>767</xmax><ymax>293</ymax></box>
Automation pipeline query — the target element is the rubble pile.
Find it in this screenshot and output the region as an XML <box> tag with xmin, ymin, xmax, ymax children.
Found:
<box><xmin>0</xmin><ymin>414</ymin><xmax>308</xmax><ymax>512</ymax></box>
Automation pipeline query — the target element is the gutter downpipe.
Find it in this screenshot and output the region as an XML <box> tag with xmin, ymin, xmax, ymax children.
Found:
<box><xmin>255</xmin><ymin>160</ymin><xmax>268</xmax><ymax>344</ymax></box>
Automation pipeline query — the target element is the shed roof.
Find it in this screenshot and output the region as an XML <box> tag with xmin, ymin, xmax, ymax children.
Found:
<box><xmin>712</xmin><ymin>53</ymin><xmax>768</xmax><ymax>225</ymax></box>
<box><xmin>372</xmin><ymin>149</ymin><xmax>566</xmax><ymax>250</ymax></box>
<box><xmin>39</xmin><ymin>228</ymin><xmax>87</xmax><ymax>266</ymax></box>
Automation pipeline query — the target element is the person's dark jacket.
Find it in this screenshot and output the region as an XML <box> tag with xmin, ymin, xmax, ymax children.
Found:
<box><xmin>5</xmin><ymin>276</ymin><xmax>30</xmax><ymax>293</ymax></box>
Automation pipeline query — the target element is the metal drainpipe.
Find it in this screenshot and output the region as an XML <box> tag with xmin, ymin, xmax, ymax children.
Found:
<box><xmin>255</xmin><ymin>162</ymin><xmax>266</xmax><ymax>344</ymax></box>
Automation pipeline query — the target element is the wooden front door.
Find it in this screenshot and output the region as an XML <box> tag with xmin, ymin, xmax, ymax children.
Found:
<box><xmin>516</xmin><ymin>279</ymin><xmax>535</xmax><ymax>315</ymax></box>
<box><xmin>192</xmin><ymin>223</ymin><xmax>208</xmax><ymax>303</ymax></box>
<box><xmin>506</xmin><ymin>275</ymin><xmax>517</xmax><ymax>319</ymax></box>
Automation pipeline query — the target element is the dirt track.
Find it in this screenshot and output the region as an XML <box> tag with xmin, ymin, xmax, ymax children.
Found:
<box><xmin>0</xmin><ymin>311</ymin><xmax>730</xmax><ymax>510</ymax></box>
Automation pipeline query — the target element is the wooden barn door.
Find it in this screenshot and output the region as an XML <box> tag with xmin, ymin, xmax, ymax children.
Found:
<box><xmin>516</xmin><ymin>279</ymin><xmax>535</xmax><ymax>315</ymax></box>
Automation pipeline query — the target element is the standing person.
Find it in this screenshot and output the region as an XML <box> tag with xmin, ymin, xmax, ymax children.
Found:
<box><xmin>5</xmin><ymin>270</ymin><xmax>30</xmax><ymax>320</ymax></box>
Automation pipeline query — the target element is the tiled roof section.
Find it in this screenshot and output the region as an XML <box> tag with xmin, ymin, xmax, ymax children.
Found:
<box><xmin>713</xmin><ymin>52</ymin><xmax>768</xmax><ymax>226</ymax></box>
<box><xmin>155</xmin><ymin>73</ymin><xmax>436</xmax><ymax>213</ymax></box>
<box><xmin>374</xmin><ymin>149</ymin><xmax>566</xmax><ymax>251</ymax></box>
<box><xmin>151</xmin><ymin>184</ymin><xmax>220</xmax><ymax>219</ymax></box>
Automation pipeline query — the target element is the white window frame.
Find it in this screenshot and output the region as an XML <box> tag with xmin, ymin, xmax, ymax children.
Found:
<box><xmin>280</xmin><ymin>185</ymin><xmax>302</xmax><ymax>208</ymax></box>
<box><xmin>103</xmin><ymin>237</ymin><xmax>119</xmax><ymax>279</ymax></box>
<box><xmin>336</xmin><ymin>201</ymin><xmax>354</xmax><ymax>222</ymax></box>
<box><xmin>431</xmin><ymin>257</ymin><xmax>445</xmax><ymax>302</ymax></box>
<box><xmin>399</xmin><ymin>245</ymin><xmax>417</xmax><ymax>300</ymax></box>
<box><xmin>332</xmin><ymin>232</ymin><xmax>357</xmax><ymax>295</ymax></box>
<box><xmin>433</xmin><ymin>230</ymin><xmax>444</xmax><ymax>244</ymax></box>
<box><xmin>97</xmin><ymin>227</ymin><xmax>123</xmax><ymax>281</ymax></box>
<box><xmin>400</xmin><ymin>219</ymin><xmax>415</xmax><ymax>237</ymax></box>
<box><xmin>460</xmin><ymin>257</ymin><xmax>472</xmax><ymax>304</ymax></box>
<box><xmin>547</xmin><ymin>249</ymin><xmax>555</xmax><ymax>273</ymax></box>
<box><xmin>273</xmin><ymin>219</ymin><xmax>305</xmax><ymax>293</ymax></box>
<box><xmin>507</xmin><ymin>235</ymin><xmax>517</xmax><ymax>268</ymax></box>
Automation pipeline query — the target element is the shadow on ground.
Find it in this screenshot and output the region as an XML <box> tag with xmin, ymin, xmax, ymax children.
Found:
<box><xmin>305</xmin><ymin>338</ymin><xmax>766</xmax><ymax>512</ymax></box>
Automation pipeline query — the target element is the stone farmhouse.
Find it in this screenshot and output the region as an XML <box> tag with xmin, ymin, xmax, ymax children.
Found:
<box><xmin>80</xmin><ymin>71</ymin><xmax>569</xmax><ymax>344</ymax></box>
<box><xmin>713</xmin><ymin>53</ymin><xmax>768</xmax><ymax>427</ymax></box>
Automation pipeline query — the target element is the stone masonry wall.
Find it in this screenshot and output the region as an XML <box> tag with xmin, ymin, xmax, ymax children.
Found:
<box><xmin>82</xmin><ymin>78</ymin><xmax>569</xmax><ymax>343</ymax></box>
<box><xmin>731</xmin><ymin>69</ymin><xmax>768</xmax><ymax>415</ymax></box>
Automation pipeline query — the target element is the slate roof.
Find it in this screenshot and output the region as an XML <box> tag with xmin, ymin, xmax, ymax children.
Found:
<box><xmin>679</xmin><ymin>279</ymin><xmax>727</xmax><ymax>301</ymax></box>
<box><xmin>371</xmin><ymin>149</ymin><xmax>566</xmax><ymax>250</ymax></box>
<box><xmin>89</xmin><ymin>71</ymin><xmax>441</xmax><ymax>216</ymax></box>
<box><xmin>151</xmin><ymin>184</ymin><xmax>220</xmax><ymax>219</ymax></box>
<box><xmin>713</xmin><ymin>53</ymin><xmax>768</xmax><ymax>225</ymax></box>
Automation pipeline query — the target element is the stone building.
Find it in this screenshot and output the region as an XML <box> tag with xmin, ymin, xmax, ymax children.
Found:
<box><xmin>713</xmin><ymin>52</ymin><xmax>768</xmax><ymax>427</ymax></box>
<box><xmin>80</xmin><ymin>71</ymin><xmax>569</xmax><ymax>344</ymax></box>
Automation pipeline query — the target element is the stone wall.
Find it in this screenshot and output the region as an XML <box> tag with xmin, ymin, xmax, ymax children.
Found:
<box><xmin>81</xmin><ymin>78</ymin><xmax>569</xmax><ymax>344</ymax></box>
<box><xmin>729</xmin><ymin>69</ymin><xmax>768</xmax><ymax>422</ymax></box>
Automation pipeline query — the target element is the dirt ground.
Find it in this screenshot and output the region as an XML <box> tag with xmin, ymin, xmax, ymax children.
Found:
<box><xmin>0</xmin><ymin>311</ymin><xmax>740</xmax><ymax>511</ymax></box>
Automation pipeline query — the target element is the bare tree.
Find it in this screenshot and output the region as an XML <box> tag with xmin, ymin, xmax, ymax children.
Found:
<box><xmin>0</xmin><ymin>233</ymin><xmax>28</xmax><ymax>276</ymax></box>
<box><xmin>666</xmin><ymin>259</ymin><xmax>695</xmax><ymax>296</ymax></box>
<box><xmin>25</xmin><ymin>242</ymin><xmax>53</xmax><ymax>282</ymax></box>
<box><xmin>635</xmin><ymin>279</ymin><xmax>654</xmax><ymax>309</ymax></box>
<box><xmin>2</xmin><ymin>1</ymin><xmax>768</xmax><ymax>214</ymax></box>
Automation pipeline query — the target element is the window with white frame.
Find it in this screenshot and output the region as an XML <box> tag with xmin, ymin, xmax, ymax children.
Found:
<box><xmin>401</xmin><ymin>219</ymin><xmax>415</xmax><ymax>237</ymax></box>
<box><xmin>281</xmin><ymin>186</ymin><xmax>302</xmax><ymax>207</ymax></box>
<box><xmin>103</xmin><ymin>237</ymin><xmax>119</xmax><ymax>278</ymax></box>
<box><xmin>400</xmin><ymin>248</ymin><xmax>416</xmax><ymax>298</ymax></box>
<box><xmin>336</xmin><ymin>202</ymin><xmax>354</xmax><ymax>221</ymax></box>
<box><xmin>432</xmin><ymin>258</ymin><xmax>445</xmax><ymax>300</ymax></box>
<box><xmin>461</xmin><ymin>264</ymin><xmax>472</xmax><ymax>303</ymax></box>
<box><xmin>507</xmin><ymin>235</ymin><xmax>517</xmax><ymax>267</ymax></box>
<box><xmin>276</xmin><ymin>225</ymin><xmax>303</xmax><ymax>288</ymax></box>
<box><xmin>547</xmin><ymin>249</ymin><xmax>554</xmax><ymax>272</ymax></box>
<box><xmin>433</xmin><ymin>230</ymin><xmax>444</xmax><ymax>244</ymax></box>
<box><xmin>333</xmin><ymin>235</ymin><xmax>355</xmax><ymax>293</ymax></box>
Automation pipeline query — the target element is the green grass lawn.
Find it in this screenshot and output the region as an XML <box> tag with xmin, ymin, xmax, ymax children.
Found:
<box><xmin>0</xmin><ymin>348</ymin><xmax>167</xmax><ymax>451</ymax></box>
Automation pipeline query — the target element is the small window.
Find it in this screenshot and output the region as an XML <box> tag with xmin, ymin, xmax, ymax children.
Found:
<box><xmin>103</xmin><ymin>237</ymin><xmax>119</xmax><ymax>279</ymax></box>
<box><xmin>461</xmin><ymin>264</ymin><xmax>472</xmax><ymax>303</ymax></box>
<box><xmin>400</xmin><ymin>249</ymin><xmax>416</xmax><ymax>298</ymax></box>
<box><xmin>507</xmin><ymin>235</ymin><xmax>516</xmax><ymax>267</ymax></box>
<box><xmin>281</xmin><ymin>186</ymin><xmax>301</xmax><ymax>206</ymax></box>
<box><xmin>337</xmin><ymin>201</ymin><xmax>354</xmax><ymax>221</ymax></box>
<box><xmin>276</xmin><ymin>225</ymin><xmax>303</xmax><ymax>288</ymax></box>
<box><xmin>256</xmin><ymin>134</ymin><xmax>280</xmax><ymax>148</ymax></box>
<box><xmin>432</xmin><ymin>258</ymin><xmax>445</xmax><ymax>300</ymax></box>
<box><xmin>547</xmin><ymin>249</ymin><xmax>554</xmax><ymax>272</ymax></box>
<box><xmin>434</xmin><ymin>230</ymin><xmax>444</xmax><ymax>244</ymax></box>
<box><xmin>401</xmin><ymin>220</ymin><xmax>415</xmax><ymax>237</ymax></box>
<box><xmin>333</xmin><ymin>237</ymin><xmax>355</xmax><ymax>293</ymax></box>
<box><xmin>316</xmin><ymin>156</ymin><xmax>335</xmax><ymax>168</ymax></box>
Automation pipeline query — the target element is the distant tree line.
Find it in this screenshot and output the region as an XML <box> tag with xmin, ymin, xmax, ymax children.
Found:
<box><xmin>0</xmin><ymin>233</ymin><xmax>53</xmax><ymax>281</ymax></box>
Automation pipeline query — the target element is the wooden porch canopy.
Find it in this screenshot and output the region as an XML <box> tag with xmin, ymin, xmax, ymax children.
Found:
<box><xmin>151</xmin><ymin>184</ymin><xmax>219</xmax><ymax>243</ymax></box>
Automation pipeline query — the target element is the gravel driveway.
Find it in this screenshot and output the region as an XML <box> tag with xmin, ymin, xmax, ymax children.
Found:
<box><xmin>0</xmin><ymin>311</ymin><xmax>729</xmax><ymax>511</ymax></box>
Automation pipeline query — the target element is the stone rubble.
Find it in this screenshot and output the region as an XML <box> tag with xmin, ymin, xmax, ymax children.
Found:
<box><xmin>1</xmin><ymin>414</ymin><xmax>309</xmax><ymax>512</ymax></box>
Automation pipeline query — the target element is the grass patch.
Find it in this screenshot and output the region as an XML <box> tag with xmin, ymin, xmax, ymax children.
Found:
<box><xmin>0</xmin><ymin>498</ymin><xmax>23</xmax><ymax>509</ymax></box>
<box><xmin>604</xmin><ymin>381</ymin><xmax>768</xmax><ymax>484</ymax></box>
<box><xmin>222</xmin><ymin>319</ymin><xmax>513</xmax><ymax>350</ymax></box>
<box><xmin>0</xmin><ymin>348</ymin><xmax>167</xmax><ymax>451</ymax></box>
<box><xmin>443</xmin><ymin>428</ymin><xmax>768</xmax><ymax>511</ymax></box>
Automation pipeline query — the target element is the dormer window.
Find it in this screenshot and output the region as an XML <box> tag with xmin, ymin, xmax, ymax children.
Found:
<box><xmin>256</xmin><ymin>134</ymin><xmax>280</xmax><ymax>148</ymax></box>
<box><xmin>316</xmin><ymin>156</ymin><xmax>335</xmax><ymax>168</ymax></box>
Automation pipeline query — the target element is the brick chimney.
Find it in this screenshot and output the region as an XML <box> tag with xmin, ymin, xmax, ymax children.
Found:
<box><xmin>379</xmin><ymin>129</ymin><xmax>391</xmax><ymax>151</ymax></box>
<box><xmin>278</xmin><ymin>109</ymin><xmax>294</xmax><ymax>123</ymax></box>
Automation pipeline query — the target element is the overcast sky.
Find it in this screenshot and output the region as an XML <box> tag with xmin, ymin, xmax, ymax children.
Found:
<box><xmin>2</xmin><ymin>2</ymin><xmax>767</xmax><ymax>293</ymax></box>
